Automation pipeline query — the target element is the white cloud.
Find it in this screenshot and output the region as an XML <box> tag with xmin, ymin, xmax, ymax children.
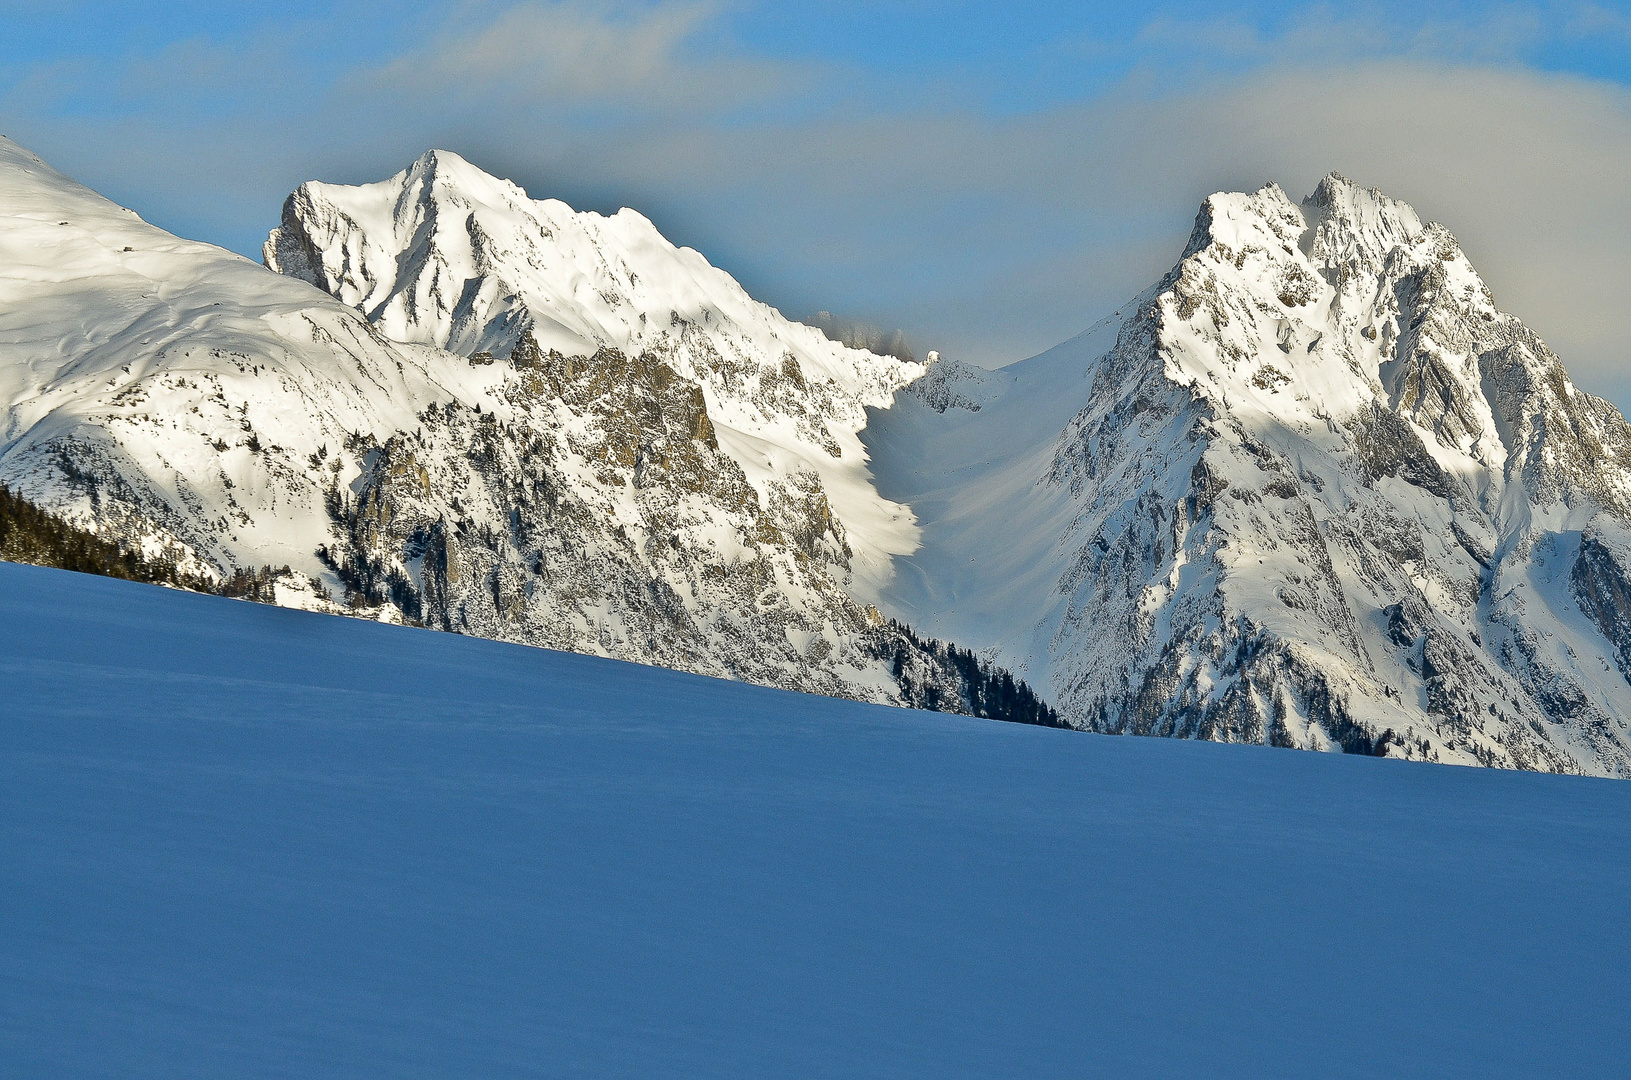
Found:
<box><xmin>2</xmin><ymin>2</ymin><xmax>1629</xmax><ymax>407</ymax></box>
<box><xmin>359</xmin><ymin>0</ymin><xmax>801</xmax><ymax>114</ymax></box>
<box><xmin>530</xmin><ymin>60</ymin><xmax>1630</xmax><ymax>396</ymax></box>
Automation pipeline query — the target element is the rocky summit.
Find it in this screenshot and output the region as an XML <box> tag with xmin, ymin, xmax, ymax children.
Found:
<box><xmin>871</xmin><ymin>174</ymin><xmax>1631</xmax><ymax>776</ymax></box>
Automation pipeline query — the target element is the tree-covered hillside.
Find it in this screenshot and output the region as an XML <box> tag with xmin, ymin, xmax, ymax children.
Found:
<box><xmin>0</xmin><ymin>485</ymin><xmax>211</xmax><ymax>591</ymax></box>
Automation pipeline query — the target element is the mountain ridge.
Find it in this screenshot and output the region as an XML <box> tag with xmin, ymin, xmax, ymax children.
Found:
<box><xmin>7</xmin><ymin>134</ymin><xmax>1631</xmax><ymax>773</ymax></box>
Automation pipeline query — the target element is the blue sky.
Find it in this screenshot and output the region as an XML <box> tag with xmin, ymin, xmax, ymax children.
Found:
<box><xmin>3</xmin><ymin>1</ymin><xmax>1630</xmax><ymax>398</ymax></box>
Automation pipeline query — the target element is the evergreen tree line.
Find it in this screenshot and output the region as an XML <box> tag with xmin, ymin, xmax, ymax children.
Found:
<box><xmin>4</xmin><ymin>482</ymin><xmax>1063</xmax><ymax>730</ymax></box>
<box><xmin>315</xmin><ymin>543</ymin><xmax>423</xmax><ymax>619</ymax></box>
<box><xmin>321</xmin><ymin>476</ymin><xmax>427</xmax><ymax>619</ymax></box>
<box><xmin>218</xmin><ymin>564</ymin><xmax>291</xmax><ymax>604</ymax></box>
<box><xmin>876</xmin><ymin>618</ymin><xmax>1067</xmax><ymax>730</ymax></box>
<box><xmin>1</xmin><ymin>483</ymin><xmax>297</xmax><ymax>603</ymax></box>
<box><xmin>0</xmin><ymin>483</ymin><xmax>213</xmax><ymax>591</ymax></box>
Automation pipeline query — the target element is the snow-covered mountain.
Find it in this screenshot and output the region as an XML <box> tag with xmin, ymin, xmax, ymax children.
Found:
<box><xmin>869</xmin><ymin>175</ymin><xmax>1631</xmax><ymax>776</ymax></box>
<box><xmin>263</xmin><ymin>149</ymin><xmax>925</xmax><ymax>587</ymax></box>
<box><xmin>0</xmin><ymin>138</ymin><xmax>1031</xmax><ymax>713</ymax></box>
<box><xmin>0</xmin><ymin>137</ymin><xmax>461</xmax><ymax>597</ymax></box>
<box><xmin>265</xmin><ymin>151</ymin><xmax>918</xmax><ymax>542</ymax></box>
<box><xmin>9</xmin><ymin>131</ymin><xmax>1631</xmax><ymax>774</ymax></box>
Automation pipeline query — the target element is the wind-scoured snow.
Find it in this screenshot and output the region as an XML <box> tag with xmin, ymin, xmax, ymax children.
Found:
<box><xmin>869</xmin><ymin>175</ymin><xmax>1631</xmax><ymax>775</ymax></box>
<box><xmin>5</xmin><ymin>561</ymin><xmax>1629</xmax><ymax>1079</ymax></box>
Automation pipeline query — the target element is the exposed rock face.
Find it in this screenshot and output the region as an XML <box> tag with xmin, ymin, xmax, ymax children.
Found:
<box><xmin>904</xmin><ymin>352</ymin><xmax>990</xmax><ymax>414</ymax></box>
<box><xmin>1571</xmin><ymin>520</ymin><xmax>1631</xmax><ymax>679</ymax></box>
<box><xmin>320</xmin><ymin>334</ymin><xmax>892</xmax><ymax>696</ymax></box>
<box><xmin>871</xmin><ymin>175</ymin><xmax>1631</xmax><ymax>776</ymax></box>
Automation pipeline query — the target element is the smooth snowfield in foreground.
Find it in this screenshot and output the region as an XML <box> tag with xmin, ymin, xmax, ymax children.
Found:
<box><xmin>3</xmin><ymin>564</ymin><xmax>1628</xmax><ymax>1078</ymax></box>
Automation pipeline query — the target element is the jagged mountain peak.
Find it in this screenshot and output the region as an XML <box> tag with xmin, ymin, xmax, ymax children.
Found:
<box><xmin>264</xmin><ymin>152</ymin><xmax>914</xmax><ymax>391</ymax></box>
<box><xmin>1183</xmin><ymin>173</ymin><xmax>1429</xmax><ymax>277</ymax></box>
<box><xmin>872</xmin><ymin>171</ymin><xmax>1631</xmax><ymax>776</ymax></box>
<box><xmin>1303</xmin><ymin>173</ymin><xmax>1430</xmax><ymax>286</ymax></box>
<box><xmin>387</xmin><ymin>148</ymin><xmax>662</xmax><ymax>240</ymax></box>
<box><xmin>1156</xmin><ymin>173</ymin><xmax>1631</xmax><ymax>516</ymax></box>
<box><xmin>265</xmin><ymin>149</ymin><xmax>678</xmax><ymax>358</ymax></box>
<box><xmin>407</xmin><ymin>146</ymin><xmax>501</xmax><ymax>182</ymax></box>
<box><xmin>402</xmin><ymin>147</ymin><xmax>519</xmax><ymax>199</ymax></box>
<box><xmin>1181</xmin><ymin>180</ymin><xmax>1302</xmax><ymax>258</ymax></box>
<box><xmin>1106</xmin><ymin>176</ymin><xmax>1631</xmax><ymax>771</ymax></box>
<box><xmin>1165</xmin><ymin>178</ymin><xmax>1482</xmax><ymax>428</ymax></box>
<box><xmin>1305</xmin><ymin>171</ymin><xmax>1422</xmax><ymax>229</ymax></box>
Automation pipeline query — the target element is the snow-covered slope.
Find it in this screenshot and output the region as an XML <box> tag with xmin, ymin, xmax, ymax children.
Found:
<box><xmin>0</xmin><ymin>138</ymin><xmax>997</xmax><ymax>710</ymax></box>
<box><xmin>0</xmin><ymin>137</ymin><xmax>475</xmax><ymax>593</ymax></box>
<box><xmin>869</xmin><ymin>175</ymin><xmax>1631</xmax><ymax>776</ymax></box>
<box><xmin>8</xmin><ymin>561</ymin><xmax>1629</xmax><ymax>1079</ymax></box>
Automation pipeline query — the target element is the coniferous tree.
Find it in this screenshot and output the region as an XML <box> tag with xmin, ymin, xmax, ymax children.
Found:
<box><xmin>0</xmin><ymin>484</ymin><xmax>210</xmax><ymax>590</ymax></box>
<box><xmin>868</xmin><ymin>617</ymin><xmax>1066</xmax><ymax>730</ymax></box>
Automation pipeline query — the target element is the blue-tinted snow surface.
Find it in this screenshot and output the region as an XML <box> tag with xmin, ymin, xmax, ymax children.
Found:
<box><xmin>3</xmin><ymin>561</ymin><xmax>1628</xmax><ymax>1079</ymax></box>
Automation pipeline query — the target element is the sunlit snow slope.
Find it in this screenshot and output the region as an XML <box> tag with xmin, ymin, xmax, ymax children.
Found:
<box><xmin>0</xmin><ymin>137</ymin><xmax>475</xmax><ymax>590</ymax></box>
<box><xmin>4</xmin><ymin>562</ymin><xmax>1628</xmax><ymax>1079</ymax></box>
<box><xmin>870</xmin><ymin>176</ymin><xmax>1631</xmax><ymax>776</ymax></box>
